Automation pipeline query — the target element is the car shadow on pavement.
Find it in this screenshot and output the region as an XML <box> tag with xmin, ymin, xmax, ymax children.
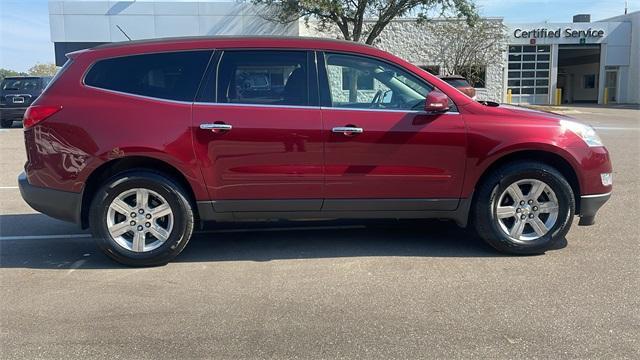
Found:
<box><xmin>0</xmin><ymin>214</ymin><xmax>566</xmax><ymax>269</ymax></box>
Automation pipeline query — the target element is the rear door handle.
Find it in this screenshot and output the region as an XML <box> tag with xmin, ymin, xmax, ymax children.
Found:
<box><xmin>332</xmin><ymin>126</ymin><xmax>363</xmax><ymax>135</ymax></box>
<box><xmin>200</xmin><ymin>123</ymin><xmax>232</xmax><ymax>131</ymax></box>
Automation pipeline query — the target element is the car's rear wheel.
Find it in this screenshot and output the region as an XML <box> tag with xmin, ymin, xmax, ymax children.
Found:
<box><xmin>473</xmin><ymin>161</ymin><xmax>575</xmax><ymax>254</ymax></box>
<box><xmin>90</xmin><ymin>170</ymin><xmax>194</xmax><ymax>266</ymax></box>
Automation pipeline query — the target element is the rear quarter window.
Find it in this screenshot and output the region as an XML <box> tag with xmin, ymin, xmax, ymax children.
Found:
<box><xmin>84</xmin><ymin>51</ymin><xmax>212</xmax><ymax>102</ymax></box>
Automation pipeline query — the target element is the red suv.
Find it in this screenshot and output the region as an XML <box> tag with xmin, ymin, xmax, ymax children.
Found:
<box><xmin>18</xmin><ymin>37</ymin><xmax>612</xmax><ymax>266</ymax></box>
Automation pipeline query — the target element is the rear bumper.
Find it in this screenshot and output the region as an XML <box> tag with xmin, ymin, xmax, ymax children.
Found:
<box><xmin>578</xmin><ymin>192</ymin><xmax>611</xmax><ymax>226</ymax></box>
<box><xmin>0</xmin><ymin>107</ymin><xmax>27</xmax><ymax>121</ymax></box>
<box><xmin>18</xmin><ymin>171</ymin><xmax>82</xmax><ymax>224</ymax></box>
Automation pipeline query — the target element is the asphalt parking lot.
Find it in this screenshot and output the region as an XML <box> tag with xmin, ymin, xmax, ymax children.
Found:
<box><xmin>1</xmin><ymin>105</ymin><xmax>639</xmax><ymax>359</ymax></box>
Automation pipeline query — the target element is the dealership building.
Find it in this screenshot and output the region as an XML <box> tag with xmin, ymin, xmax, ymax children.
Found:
<box><xmin>49</xmin><ymin>1</ymin><xmax>639</xmax><ymax>104</ymax></box>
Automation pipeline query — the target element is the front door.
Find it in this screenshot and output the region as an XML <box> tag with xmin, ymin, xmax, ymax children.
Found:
<box><xmin>192</xmin><ymin>50</ymin><xmax>323</xmax><ymax>212</ymax></box>
<box><xmin>605</xmin><ymin>69</ymin><xmax>618</xmax><ymax>103</ymax></box>
<box><xmin>318</xmin><ymin>52</ymin><xmax>467</xmax><ymax>211</ymax></box>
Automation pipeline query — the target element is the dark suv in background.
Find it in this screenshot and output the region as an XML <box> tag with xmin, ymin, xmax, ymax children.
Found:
<box><xmin>1</xmin><ymin>76</ymin><xmax>52</xmax><ymax>128</ymax></box>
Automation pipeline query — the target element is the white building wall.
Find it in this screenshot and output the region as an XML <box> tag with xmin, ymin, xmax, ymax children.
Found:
<box><xmin>598</xmin><ymin>11</ymin><xmax>640</xmax><ymax>104</ymax></box>
<box><xmin>48</xmin><ymin>1</ymin><xmax>299</xmax><ymax>42</ymax></box>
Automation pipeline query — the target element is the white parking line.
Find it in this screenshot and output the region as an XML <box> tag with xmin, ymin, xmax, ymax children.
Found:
<box><xmin>0</xmin><ymin>225</ymin><xmax>367</xmax><ymax>241</ymax></box>
<box><xmin>593</xmin><ymin>126</ymin><xmax>640</xmax><ymax>131</ymax></box>
<box><xmin>0</xmin><ymin>234</ymin><xmax>92</xmax><ymax>241</ymax></box>
<box><xmin>0</xmin><ymin>186</ymin><xmax>19</xmax><ymax>189</ymax></box>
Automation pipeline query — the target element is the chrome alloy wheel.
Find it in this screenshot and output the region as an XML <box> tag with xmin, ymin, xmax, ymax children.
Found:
<box><xmin>495</xmin><ymin>179</ymin><xmax>560</xmax><ymax>241</ymax></box>
<box><xmin>106</xmin><ymin>188</ymin><xmax>174</xmax><ymax>252</ymax></box>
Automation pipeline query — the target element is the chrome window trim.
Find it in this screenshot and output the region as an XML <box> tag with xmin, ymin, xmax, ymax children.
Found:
<box><xmin>81</xmin><ymin>49</ymin><xmax>215</xmax><ymax>103</ymax></box>
<box><xmin>81</xmin><ymin>49</ymin><xmax>215</xmax><ymax>87</ymax></box>
<box><xmin>193</xmin><ymin>101</ymin><xmax>459</xmax><ymax>114</ymax></box>
<box><xmin>83</xmin><ymin>84</ymin><xmax>194</xmax><ymax>105</ymax></box>
<box><xmin>320</xmin><ymin>106</ymin><xmax>460</xmax><ymax>115</ymax></box>
<box><xmin>82</xmin><ymin>85</ymin><xmax>460</xmax><ymax>114</ymax></box>
<box><xmin>193</xmin><ymin>101</ymin><xmax>319</xmax><ymax>110</ymax></box>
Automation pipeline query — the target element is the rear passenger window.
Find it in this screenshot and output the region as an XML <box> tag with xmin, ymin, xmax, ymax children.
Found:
<box><xmin>84</xmin><ymin>51</ymin><xmax>212</xmax><ymax>102</ymax></box>
<box><xmin>216</xmin><ymin>50</ymin><xmax>309</xmax><ymax>106</ymax></box>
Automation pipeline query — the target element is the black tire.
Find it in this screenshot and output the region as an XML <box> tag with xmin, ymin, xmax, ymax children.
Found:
<box><xmin>89</xmin><ymin>170</ymin><xmax>194</xmax><ymax>266</ymax></box>
<box><xmin>1</xmin><ymin>118</ymin><xmax>13</xmax><ymax>128</ymax></box>
<box><xmin>473</xmin><ymin>161</ymin><xmax>575</xmax><ymax>255</ymax></box>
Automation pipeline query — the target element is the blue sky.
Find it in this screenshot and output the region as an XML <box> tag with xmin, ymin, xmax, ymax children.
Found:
<box><xmin>1</xmin><ymin>0</ymin><xmax>638</xmax><ymax>72</ymax></box>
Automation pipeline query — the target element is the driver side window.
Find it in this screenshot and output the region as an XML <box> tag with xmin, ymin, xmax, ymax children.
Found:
<box><xmin>324</xmin><ymin>53</ymin><xmax>433</xmax><ymax>110</ymax></box>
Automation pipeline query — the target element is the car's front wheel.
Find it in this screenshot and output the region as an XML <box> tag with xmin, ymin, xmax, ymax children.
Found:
<box><xmin>90</xmin><ymin>170</ymin><xmax>194</xmax><ymax>266</ymax></box>
<box><xmin>473</xmin><ymin>161</ymin><xmax>575</xmax><ymax>254</ymax></box>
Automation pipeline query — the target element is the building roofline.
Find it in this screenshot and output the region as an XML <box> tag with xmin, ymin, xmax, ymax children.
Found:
<box><xmin>596</xmin><ymin>10</ymin><xmax>640</xmax><ymax>22</ymax></box>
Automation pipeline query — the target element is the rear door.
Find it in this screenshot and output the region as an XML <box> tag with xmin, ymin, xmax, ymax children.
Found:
<box><xmin>318</xmin><ymin>52</ymin><xmax>467</xmax><ymax>211</ymax></box>
<box><xmin>192</xmin><ymin>50</ymin><xmax>324</xmax><ymax>212</ymax></box>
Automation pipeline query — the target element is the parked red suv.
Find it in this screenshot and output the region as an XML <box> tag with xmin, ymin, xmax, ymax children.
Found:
<box><xmin>18</xmin><ymin>37</ymin><xmax>612</xmax><ymax>266</ymax></box>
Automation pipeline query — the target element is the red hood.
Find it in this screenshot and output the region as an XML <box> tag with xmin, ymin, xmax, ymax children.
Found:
<box><xmin>465</xmin><ymin>102</ymin><xmax>575</xmax><ymax>123</ymax></box>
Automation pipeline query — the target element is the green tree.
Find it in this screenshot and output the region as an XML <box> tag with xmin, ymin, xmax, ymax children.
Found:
<box><xmin>0</xmin><ymin>68</ymin><xmax>27</xmax><ymax>81</ymax></box>
<box><xmin>27</xmin><ymin>63</ymin><xmax>58</xmax><ymax>76</ymax></box>
<box><xmin>253</xmin><ymin>0</ymin><xmax>478</xmax><ymax>45</ymax></box>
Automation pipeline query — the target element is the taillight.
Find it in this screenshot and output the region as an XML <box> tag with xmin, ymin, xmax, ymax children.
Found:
<box><xmin>23</xmin><ymin>105</ymin><xmax>62</xmax><ymax>129</ymax></box>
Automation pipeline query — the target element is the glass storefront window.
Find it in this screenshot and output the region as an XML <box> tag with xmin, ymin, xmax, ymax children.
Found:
<box><xmin>537</xmin><ymin>62</ymin><xmax>549</xmax><ymax>69</ymax></box>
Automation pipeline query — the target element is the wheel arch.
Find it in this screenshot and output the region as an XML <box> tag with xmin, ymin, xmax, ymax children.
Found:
<box><xmin>471</xmin><ymin>149</ymin><xmax>582</xmax><ymax>213</ymax></box>
<box><xmin>80</xmin><ymin>156</ymin><xmax>199</xmax><ymax>229</ymax></box>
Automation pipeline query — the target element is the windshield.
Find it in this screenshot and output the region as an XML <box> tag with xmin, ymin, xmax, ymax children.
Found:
<box><xmin>1</xmin><ymin>78</ymin><xmax>41</xmax><ymax>91</ymax></box>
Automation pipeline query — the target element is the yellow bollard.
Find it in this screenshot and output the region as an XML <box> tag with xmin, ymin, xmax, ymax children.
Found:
<box><xmin>603</xmin><ymin>88</ymin><xmax>608</xmax><ymax>105</ymax></box>
<box><xmin>555</xmin><ymin>88</ymin><xmax>562</xmax><ymax>105</ymax></box>
<box><xmin>506</xmin><ymin>89</ymin><xmax>512</xmax><ymax>104</ymax></box>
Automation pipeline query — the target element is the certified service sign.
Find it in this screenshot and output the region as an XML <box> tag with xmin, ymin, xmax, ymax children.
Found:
<box><xmin>513</xmin><ymin>27</ymin><xmax>605</xmax><ymax>39</ymax></box>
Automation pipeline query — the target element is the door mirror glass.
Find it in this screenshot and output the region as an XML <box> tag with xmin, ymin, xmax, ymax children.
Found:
<box><xmin>424</xmin><ymin>91</ymin><xmax>450</xmax><ymax>113</ymax></box>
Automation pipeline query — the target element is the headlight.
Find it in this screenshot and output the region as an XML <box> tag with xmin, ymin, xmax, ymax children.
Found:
<box><xmin>560</xmin><ymin>120</ymin><xmax>603</xmax><ymax>147</ymax></box>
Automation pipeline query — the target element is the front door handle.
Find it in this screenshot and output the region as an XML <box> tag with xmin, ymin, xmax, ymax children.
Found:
<box><xmin>200</xmin><ymin>123</ymin><xmax>232</xmax><ymax>132</ymax></box>
<box><xmin>332</xmin><ymin>126</ymin><xmax>363</xmax><ymax>135</ymax></box>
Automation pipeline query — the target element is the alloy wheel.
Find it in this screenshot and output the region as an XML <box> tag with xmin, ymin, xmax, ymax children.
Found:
<box><xmin>106</xmin><ymin>188</ymin><xmax>174</xmax><ymax>252</ymax></box>
<box><xmin>495</xmin><ymin>179</ymin><xmax>559</xmax><ymax>241</ymax></box>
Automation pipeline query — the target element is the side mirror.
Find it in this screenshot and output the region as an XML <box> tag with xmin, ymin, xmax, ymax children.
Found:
<box><xmin>424</xmin><ymin>91</ymin><xmax>450</xmax><ymax>113</ymax></box>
